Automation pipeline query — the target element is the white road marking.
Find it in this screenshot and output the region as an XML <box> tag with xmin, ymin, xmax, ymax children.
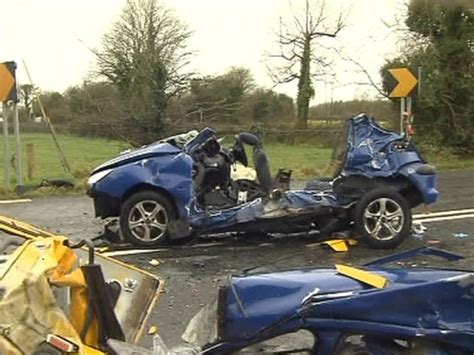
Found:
<box><xmin>414</xmin><ymin>213</ymin><xmax>474</xmax><ymax>223</ymax></box>
<box><xmin>414</xmin><ymin>208</ymin><xmax>474</xmax><ymax>219</ymax></box>
<box><xmin>0</xmin><ymin>199</ymin><xmax>32</xmax><ymax>204</ymax></box>
<box><xmin>102</xmin><ymin>248</ymin><xmax>170</xmax><ymax>257</ymax></box>
<box><xmin>101</xmin><ymin>241</ymin><xmax>228</xmax><ymax>257</ymax></box>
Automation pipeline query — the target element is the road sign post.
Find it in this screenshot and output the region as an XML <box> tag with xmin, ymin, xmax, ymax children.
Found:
<box><xmin>0</xmin><ymin>61</ymin><xmax>21</xmax><ymax>189</ymax></box>
<box><xmin>387</xmin><ymin>67</ymin><xmax>418</xmax><ymax>138</ymax></box>
<box><xmin>400</xmin><ymin>97</ymin><xmax>406</xmax><ymax>133</ymax></box>
<box><xmin>13</xmin><ymin>101</ymin><xmax>22</xmax><ymax>185</ymax></box>
<box><xmin>2</xmin><ymin>103</ymin><xmax>9</xmax><ymax>190</ymax></box>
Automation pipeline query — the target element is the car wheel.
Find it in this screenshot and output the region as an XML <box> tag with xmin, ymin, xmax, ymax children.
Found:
<box><xmin>120</xmin><ymin>190</ymin><xmax>176</xmax><ymax>247</ymax></box>
<box><xmin>354</xmin><ymin>188</ymin><xmax>411</xmax><ymax>249</ymax></box>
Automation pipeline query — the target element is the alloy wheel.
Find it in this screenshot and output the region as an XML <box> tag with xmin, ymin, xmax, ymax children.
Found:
<box><xmin>128</xmin><ymin>200</ymin><xmax>169</xmax><ymax>242</ymax></box>
<box><xmin>363</xmin><ymin>197</ymin><xmax>404</xmax><ymax>241</ymax></box>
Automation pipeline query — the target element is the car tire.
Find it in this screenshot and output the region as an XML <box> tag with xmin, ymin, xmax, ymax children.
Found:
<box><xmin>120</xmin><ymin>190</ymin><xmax>176</xmax><ymax>247</ymax></box>
<box><xmin>354</xmin><ymin>188</ymin><xmax>411</xmax><ymax>249</ymax></box>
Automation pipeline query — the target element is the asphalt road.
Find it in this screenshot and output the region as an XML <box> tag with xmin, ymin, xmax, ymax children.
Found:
<box><xmin>0</xmin><ymin>169</ymin><xmax>473</xmax><ymax>349</ymax></box>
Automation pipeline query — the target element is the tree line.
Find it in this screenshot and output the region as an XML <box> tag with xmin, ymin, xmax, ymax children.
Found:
<box><xmin>18</xmin><ymin>0</ymin><xmax>473</xmax><ymax>154</ymax></box>
<box><xmin>382</xmin><ymin>0</ymin><xmax>473</xmax><ymax>155</ymax></box>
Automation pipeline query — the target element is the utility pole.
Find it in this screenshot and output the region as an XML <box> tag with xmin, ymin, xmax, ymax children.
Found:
<box><xmin>0</xmin><ymin>61</ymin><xmax>19</xmax><ymax>190</ymax></box>
<box><xmin>23</xmin><ymin>60</ymin><xmax>71</xmax><ymax>173</ymax></box>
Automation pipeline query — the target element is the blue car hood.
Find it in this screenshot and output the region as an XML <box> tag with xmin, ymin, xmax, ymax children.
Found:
<box><xmin>223</xmin><ymin>267</ymin><xmax>472</xmax><ymax>340</ymax></box>
<box><xmin>91</xmin><ymin>142</ymin><xmax>181</xmax><ymax>174</ymax></box>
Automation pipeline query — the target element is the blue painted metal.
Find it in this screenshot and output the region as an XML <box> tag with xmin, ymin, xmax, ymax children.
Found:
<box><xmin>343</xmin><ymin>115</ymin><xmax>419</xmax><ymax>176</ymax></box>
<box><xmin>88</xmin><ymin>114</ymin><xmax>438</xmax><ymax>233</ymax></box>
<box><xmin>399</xmin><ymin>163</ymin><xmax>438</xmax><ymax>204</ymax></box>
<box><xmin>339</xmin><ymin>114</ymin><xmax>438</xmax><ymax>206</ymax></box>
<box><xmin>184</xmin><ymin>127</ymin><xmax>216</xmax><ymax>154</ymax></box>
<box><xmin>364</xmin><ymin>246</ymin><xmax>465</xmax><ymax>266</ymax></box>
<box><xmin>93</xmin><ymin>150</ymin><xmax>194</xmax><ymax>219</ymax></box>
<box><xmin>203</xmin><ymin>256</ymin><xmax>474</xmax><ymax>354</ymax></box>
<box><xmin>187</xmin><ymin>190</ymin><xmax>338</xmax><ymax>230</ymax></box>
<box><xmin>91</xmin><ymin>142</ymin><xmax>182</xmax><ymax>174</ymax></box>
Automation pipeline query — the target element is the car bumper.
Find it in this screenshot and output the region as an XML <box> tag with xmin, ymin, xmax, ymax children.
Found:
<box><xmin>401</xmin><ymin>164</ymin><xmax>439</xmax><ymax>204</ymax></box>
<box><xmin>88</xmin><ymin>187</ymin><xmax>120</xmax><ymax>218</ymax></box>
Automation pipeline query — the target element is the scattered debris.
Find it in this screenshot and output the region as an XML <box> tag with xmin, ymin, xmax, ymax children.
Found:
<box><xmin>14</xmin><ymin>179</ymin><xmax>75</xmax><ymax>195</ymax></box>
<box><xmin>322</xmin><ymin>239</ymin><xmax>358</xmax><ymax>252</ymax></box>
<box><xmin>192</xmin><ymin>261</ymin><xmax>206</xmax><ymax>268</ymax></box>
<box><xmin>149</xmin><ymin>258</ymin><xmax>161</xmax><ymax>267</ymax></box>
<box><xmin>336</xmin><ymin>264</ymin><xmax>388</xmax><ymax>288</ymax></box>
<box><xmin>39</xmin><ymin>179</ymin><xmax>75</xmax><ymax>189</ymax></box>
<box><xmin>412</xmin><ymin>233</ymin><xmax>424</xmax><ymax>240</ymax></box>
<box><xmin>148</xmin><ymin>326</ymin><xmax>158</xmax><ymax>335</ymax></box>
<box><xmin>452</xmin><ymin>232</ymin><xmax>469</xmax><ymax>239</ymax></box>
<box><xmin>426</xmin><ymin>239</ymin><xmax>440</xmax><ymax>245</ymax></box>
<box><xmin>412</xmin><ymin>221</ymin><xmax>427</xmax><ymax>235</ymax></box>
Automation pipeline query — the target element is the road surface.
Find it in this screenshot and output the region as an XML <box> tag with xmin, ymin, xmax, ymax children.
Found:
<box><xmin>0</xmin><ymin>169</ymin><xmax>473</xmax><ymax>348</ymax></box>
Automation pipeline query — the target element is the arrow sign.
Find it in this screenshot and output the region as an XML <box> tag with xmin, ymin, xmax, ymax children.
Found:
<box><xmin>388</xmin><ymin>68</ymin><xmax>418</xmax><ymax>98</ymax></box>
<box><xmin>0</xmin><ymin>61</ymin><xmax>17</xmax><ymax>102</ymax></box>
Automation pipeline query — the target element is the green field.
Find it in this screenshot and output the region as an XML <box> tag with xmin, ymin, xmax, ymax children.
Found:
<box><xmin>0</xmin><ymin>133</ymin><xmax>333</xmax><ymax>191</ymax></box>
<box><xmin>252</xmin><ymin>143</ymin><xmax>333</xmax><ymax>177</ymax></box>
<box><xmin>0</xmin><ymin>133</ymin><xmax>128</xmax><ymax>189</ymax></box>
<box><xmin>0</xmin><ymin>132</ymin><xmax>473</xmax><ymax>193</ymax></box>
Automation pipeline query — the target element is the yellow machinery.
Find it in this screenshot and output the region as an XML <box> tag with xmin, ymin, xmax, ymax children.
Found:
<box><xmin>0</xmin><ymin>215</ymin><xmax>162</xmax><ymax>354</ymax></box>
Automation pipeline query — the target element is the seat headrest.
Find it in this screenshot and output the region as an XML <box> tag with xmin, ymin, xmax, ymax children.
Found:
<box><xmin>237</xmin><ymin>132</ymin><xmax>261</xmax><ymax>147</ymax></box>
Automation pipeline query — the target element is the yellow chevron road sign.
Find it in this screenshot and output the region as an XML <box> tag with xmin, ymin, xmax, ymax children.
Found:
<box><xmin>388</xmin><ymin>68</ymin><xmax>418</xmax><ymax>98</ymax></box>
<box><xmin>0</xmin><ymin>61</ymin><xmax>17</xmax><ymax>102</ymax></box>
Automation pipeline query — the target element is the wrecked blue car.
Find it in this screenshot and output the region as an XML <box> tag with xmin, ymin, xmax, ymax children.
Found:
<box><xmin>182</xmin><ymin>248</ymin><xmax>474</xmax><ymax>355</ymax></box>
<box><xmin>87</xmin><ymin>114</ymin><xmax>437</xmax><ymax>248</ymax></box>
<box><xmin>108</xmin><ymin>247</ymin><xmax>474</xmax><ymax>354</ymax></box>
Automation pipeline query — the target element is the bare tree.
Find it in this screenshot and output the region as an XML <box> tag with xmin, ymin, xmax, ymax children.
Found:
<box><xmin>96</xmin><ymin>0</ymin><xmax>192</xmax><ymax>135</ymax></box>
<box><xmin>20</xmin><ymin>84</ymin><xmax>35</xmax><ymax>120</ymax></box>
<box><xmin>268</xmin><ymin>0</ymin><xmax>347</xmax><ymax>128</ymax></box>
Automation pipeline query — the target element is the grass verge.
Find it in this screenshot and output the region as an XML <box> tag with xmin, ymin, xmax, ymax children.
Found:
<box><xmin>0</xmin><ymin>132</ymin><xmax>472</xmax><ymax>198</ymax></box>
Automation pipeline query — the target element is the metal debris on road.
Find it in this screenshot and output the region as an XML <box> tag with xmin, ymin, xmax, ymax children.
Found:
<box><xmin>149</xmin><ymin>258</ymin><xmax>161</xmax><ymax>266</ymax></box>
<box><xmin>412</xmin><ymin>221</ymin><xmax>427</xmax><ymax>235</ymax></box>
<box><xmin>452</xmin><ymin>232</ymin><xmax>469</xmax><ymax>239</ymax></box>
<box><xmin>305</xmin><ymin>238</ymin><xmax>358</xmax><ymax>252</ymax></box>
<box><xmin>148</xmin><ymin>326</ymin><xmax>158</xmax><ymax>335</ymax></box>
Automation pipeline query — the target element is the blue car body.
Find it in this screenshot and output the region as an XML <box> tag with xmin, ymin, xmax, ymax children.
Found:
<box><xmin>189</xmin><ymin>247</ymin><xmax>473</xmax><ymax>354</ymax></box>
<box><xmin>343</xmin><ymin>116</ymin><xmax>438</xmax><ymax>204</ymax></box>
<box><xmin>88</xmin><ymin>114</ymin><xmax>438</xmax><ymax>242</ymax></box>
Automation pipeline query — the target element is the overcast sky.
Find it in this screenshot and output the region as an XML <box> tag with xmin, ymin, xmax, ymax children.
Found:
<box><xmin>0</xmin><ymin>0</ymin><xmax>407</xmax><ymax>104</ymax></box>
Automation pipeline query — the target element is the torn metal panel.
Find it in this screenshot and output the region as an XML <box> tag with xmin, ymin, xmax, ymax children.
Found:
<box><xmin>363</xmin><ymin>246</ymin><xmax>465</xmax><ymax>266</ymax></box>
<box><xmin>335</xmin><ymin>264</ymin><xmax>388</xmax><ymax>288</ymax></box>
<box><xmin>0</xmin><ymin>215</ymin><xmax>162</xmax><ymax>354</ymax></box>
<box><xmin>344</xmin><ymin>114</ymin><xmax>408</xmax><ymax>176</ymax></box>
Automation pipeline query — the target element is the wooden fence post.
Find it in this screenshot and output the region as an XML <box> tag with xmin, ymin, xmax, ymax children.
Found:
<box><xmin>26</xmin><ymin>143</ymin><xmax>36</xmax><ymax>181</ymax></box>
